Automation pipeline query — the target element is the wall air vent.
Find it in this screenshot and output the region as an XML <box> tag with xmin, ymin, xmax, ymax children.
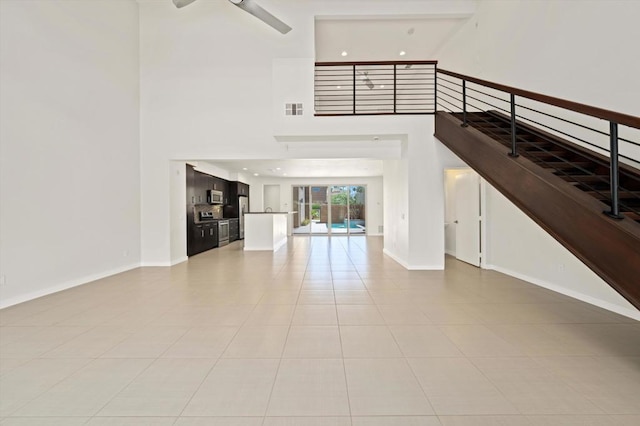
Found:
<box><xmin>285</xmin><ymin>103</ymin><xmax>303</xmax><ymax>116</ymax></box>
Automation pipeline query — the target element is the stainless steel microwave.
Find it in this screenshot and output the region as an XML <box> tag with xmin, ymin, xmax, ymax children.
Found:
<box><xmin>208</xmin><ymin>189</ymin><xmax>224</xmax><ymax>205</ymax></box>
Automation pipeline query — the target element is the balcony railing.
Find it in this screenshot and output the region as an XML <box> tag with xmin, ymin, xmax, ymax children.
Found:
<box><xmin>314</xmin><ymin>60</ymin><xmax>437</xmax><ymax>116</ymax></box>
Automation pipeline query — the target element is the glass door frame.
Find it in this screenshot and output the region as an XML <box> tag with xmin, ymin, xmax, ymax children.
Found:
<box><xmin>291</xmin><ymin>184</ymin><xmax>367</xmax><ymax>236</ymax></box>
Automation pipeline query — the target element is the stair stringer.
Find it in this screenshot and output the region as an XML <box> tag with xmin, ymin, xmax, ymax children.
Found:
<box><xmin>434</xmin><ymin>111</ymin><xmax>640</xmax><ymax>311</ymax></box>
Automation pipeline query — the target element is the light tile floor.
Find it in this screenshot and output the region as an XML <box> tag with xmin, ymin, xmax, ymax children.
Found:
<box><xmin>1</xmin><ymin>236</ymin><xmax>640</xmax><ymax>425</ymax></box>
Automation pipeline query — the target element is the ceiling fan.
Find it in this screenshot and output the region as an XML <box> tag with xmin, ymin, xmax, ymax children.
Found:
<box><xmin>172</xmin><ymin>0</ymin><xmax>292</xmax><ymax>34</ymax></box>
<box><xmin>357</xmin><ymin>71</ymin><xmax>375</xmax><ymax>89</ymax></box>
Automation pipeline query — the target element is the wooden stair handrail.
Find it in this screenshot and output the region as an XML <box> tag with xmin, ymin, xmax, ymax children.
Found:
<box><xmin>437</xmin><ymin>69</ymin><xmax>640</xmax><ymax>130</ymax></box>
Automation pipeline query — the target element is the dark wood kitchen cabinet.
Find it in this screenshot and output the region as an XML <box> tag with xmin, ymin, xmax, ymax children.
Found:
<box><xmin>211</xmin><ymin>177</ymin><xmax>224</xmax><ymax>192</ymax></box>
<box><xmin>194</xmin><ymin>171</ymin><xmax>210</xmax><ymax>204</ymax></box>
<box><xmin>190</xmin><ymin>222</ymin><xmax>218</xmax><ymax>256</ymax></box>
<box><xmin>186</xmin><ymin>164</ymin><xmax>197</xmax><ymax>205</ymax></box>
<box><xmin>191</xmin><ymin>224</ymin><xmax>205</xmax><ymax>255</ymax></box>
<box><xmin>238</xmin><ymin>182</ymin><xmax>249</xmax><ymax>196</ymax></box>
<box><xmin>186</xmin><ymin>165</ymin><xmax>241</xmax><ymax>256</ymax></box>
<box><xmin>229</xmin><ymin>218</ymin><xmax>239</xmax><ymax>242</ymax></box>
<box><xmin>224</xmin><ymin>181</ymin><xmax>250</xmax><ymax>218</ymax></box>
<box><xmin>229</xmin><ymin>181</ymin><xmax>250</xmax><ymax>198</ymax></box>
<box><xmin>202</xmin><ymin>223</ymin><xmax>218</xmax><ymax>250</ymax></box>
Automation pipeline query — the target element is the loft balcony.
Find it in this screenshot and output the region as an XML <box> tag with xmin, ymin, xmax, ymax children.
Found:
<box><xmin>314</xmin><ymin>60</ymin><xmax>437</xmax><ymax>116</ymax></box>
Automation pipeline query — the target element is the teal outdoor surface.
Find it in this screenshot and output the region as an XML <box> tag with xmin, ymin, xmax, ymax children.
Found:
<box><xmin>331</xmin><ymin>222</ymin><xmax>363</xmax><ymax>229</ymax></box>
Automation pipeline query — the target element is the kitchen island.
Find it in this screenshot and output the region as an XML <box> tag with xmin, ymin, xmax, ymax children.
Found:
<box><xmin>243</xmin><ymin>212</ymin><xmax>294</xmax><ymax>251</ymax></box>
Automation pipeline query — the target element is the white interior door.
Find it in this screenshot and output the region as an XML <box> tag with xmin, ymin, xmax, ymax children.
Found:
<box><xmin>454</xmin><ymin>170</ymin><xmax>481</xmax><ymax>266</ymax></box>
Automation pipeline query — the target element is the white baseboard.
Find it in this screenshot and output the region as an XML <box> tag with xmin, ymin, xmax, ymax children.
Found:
<box><xmin>408</xmin><ymin>264</ymin><xmax>445</xmax><ymax>271</ymax></box>
<box><xmin>140</xmin><ymin>261</ymin><xmax>173</xmax><ymax>267</ymax></box>
<box><xmin>486</xmin><ymin>264</ymin><xmax>640</xmax><ymax>321</ymax></box>
<box><xmin>170</xmin><ymin>256</ymin><xmax>188</xmax><ymax>266</ymax></box>
<box><xmin>445</xmin><ymin>249</ymin><xmax>455</xmax><ymax>256</ymax></box>
<box><xmin>0</xmin><ymin>263</ymin><xmax>140</xmax><ymax>310</ymax></box>
<box><xmin>382</xmin><ymin>249</ymin><xmax>444</xmax><ymax>271</ymax></box>
<box><xmin>382</xmin><ymin>248</ymin><xmax>409</xmax><ymax>268</ymax></box>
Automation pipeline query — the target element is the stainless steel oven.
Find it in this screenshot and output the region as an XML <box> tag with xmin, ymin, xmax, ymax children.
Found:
<box><xmin>218</xmin><ymin>220</ymin><xmax>229</xmax><ymax>247</ymax></box>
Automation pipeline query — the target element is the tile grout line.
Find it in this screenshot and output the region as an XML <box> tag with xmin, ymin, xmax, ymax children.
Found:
<box><xmin>332</xmin><ymin>242</ymin><xmax>355</xmax><ymax>425</ymax></box>
<box><xmin>259</xmin><ymin>242</ymin><xmax>311</xmax><ymax>425</ymax></box>
<box><xmin>171</xmin><ymin>282</ymin><xmax>264</xmax><ymax>421</ymax></box>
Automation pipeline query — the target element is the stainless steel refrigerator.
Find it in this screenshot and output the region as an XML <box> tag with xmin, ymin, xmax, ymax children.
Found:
<box><xmin>239</xmin><ymin>196</ymin><xmax>248</xmax><ymax>239</ymax></box>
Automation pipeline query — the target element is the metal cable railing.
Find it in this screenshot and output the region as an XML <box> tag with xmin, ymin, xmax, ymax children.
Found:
<box><xmin>314</xmin><ymin>61</ymin><xmax>437</xmax><ymax>115</ymax></box>
<box><xmin>436</xmin><ymin>69</ymin><xmax>640</xmax><ymax>221</ymax></box>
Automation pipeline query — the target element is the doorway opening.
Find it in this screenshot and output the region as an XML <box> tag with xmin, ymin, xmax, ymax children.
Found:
<box><xmin>292</xmin><ymin>185</ymin><xmax>366</xmax><ymax>235</ymax></box>
<box><xmin>444</xmin><ymin>169</ymin><xmax>482</xmax><ymax>267</ymax></box>
<box><xmin>263</xmin><ymin>184</ymin><xmax>280</xmax><ymax>212</ymax></box>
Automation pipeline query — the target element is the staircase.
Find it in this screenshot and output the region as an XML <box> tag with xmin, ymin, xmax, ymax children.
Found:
<box><xmin>459</xmin><ymin>110</ymin><xmax>640</xmax><ymax>224</ymax></box>
<box><xmin>435</xmin><ymin>110</ymin><xmax>640</xmax><ymax>311</ymax></box>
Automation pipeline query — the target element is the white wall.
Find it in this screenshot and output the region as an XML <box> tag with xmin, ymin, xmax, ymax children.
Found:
<box><xmin>436</xmin><ymin>0</ymin><xmax>640</xmax><ymax>116</ymax></box>
<box><xmin>383</xmin><ymin>157</ymin><xmax>409</xmax><ymax>264</ymax></box>
<box><xmin>484</xmin><ymin>184</ymin><xmax>639</xmax><ymax>320</ymax></box>
<box><xmin>0</xmin><ymin>0</ymin><xmax>140</xmax><ymax>307</ymax></box>
<box><xmin>169</xmin><ymin>161</ymin><xmax>187</xmax><ymax>265</ymax></box>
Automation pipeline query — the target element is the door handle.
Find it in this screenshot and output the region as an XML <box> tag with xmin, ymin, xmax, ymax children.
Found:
<box><xmin>201</xmin><ymin>230</ymin><xmax>204</xmax><ymax>237</ymax></box>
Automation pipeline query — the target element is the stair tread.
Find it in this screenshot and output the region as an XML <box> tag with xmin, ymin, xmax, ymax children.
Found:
<box><xmin>623</xmin><ymin>211</ymin><xmax>640</xmax><ymax>221</ymax></box>
<box><xmin>539</xmin><ymin>161</ymin><xmax>593</xmax><ymax>169</ymax></box>
<box><xmin>584</xmin><ymin>190</ymin><xmax>640</xmax><ymax>197</ymax></box>
<box><xmin>558</xmin><ymin>174</ymin><xmax>609</xmax><ymax>181</ymax></box>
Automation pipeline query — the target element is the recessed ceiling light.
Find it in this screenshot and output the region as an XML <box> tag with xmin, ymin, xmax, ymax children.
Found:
<box><xmin>380</xmin><ymin>85</ymin><xmax>385</xmax><ymax>89</ymax></box>
<box><xmin>242</xmin><ymin>167</ymin><xmax>248</xmax><ymax>170</ymax></box>
<box><xmin>336</xmin><ymin>85</ymin><xmax>341</xmax><ymax>89</ymax></box>
<box><xmin>283</xmin><ymin>173</ymin><xmax>287</xmax><ymax>176</ymax></box>
<box><xmin>253</xmin><ymin>173</ymin><xmax>259</xmax><ymax>176</ymax></box>
<box><xmin>276</xmin><ymin>167</ymin><xmax>281</xmax><ymax>170</ymax></box>
<box><xmin>399</xmin><ymin>50</ymin><xmax>406</xmax><ymax>56</ymax></box>
<box><xmin>341</xmin><ymin>51</ymin><xmax>348</xmax><ymax>56</ymax></box>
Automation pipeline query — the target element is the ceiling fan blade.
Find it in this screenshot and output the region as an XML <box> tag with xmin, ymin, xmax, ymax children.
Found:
<box><xmin>173</xmin><ymin>0</ymin><xmax>198</xmax><ymax>8</ymax></box>
<box><xmin>364</xmin><ymin>78</ymin><xmax>374</xmax><ymax>89</ymax></box>
<box><xmin>358</xmin><ymin>71</ymin><xmax>375</xmax><ymax>90</ymax></box>
<box><xmin>229</xmin><ymin>0</ymin><xmax>292</xmax><ymax>34</ymax></box>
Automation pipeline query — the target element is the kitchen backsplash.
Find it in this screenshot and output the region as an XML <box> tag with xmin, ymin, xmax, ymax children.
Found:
<box><xmin>194</xmin><ymin>204</ymin><xmax>223</xmax><ymax>222</ymax></box>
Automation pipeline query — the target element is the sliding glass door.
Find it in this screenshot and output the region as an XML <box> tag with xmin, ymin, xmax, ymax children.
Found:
<box><xmin>292</xmin><ymin>185</ymin><xmax>365</xmax><ymax>235</ymax></box>
<box><xmin>310</xmin><ymin>186</ymin><xmax>328</xmax><ymax>234</ymax></box>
